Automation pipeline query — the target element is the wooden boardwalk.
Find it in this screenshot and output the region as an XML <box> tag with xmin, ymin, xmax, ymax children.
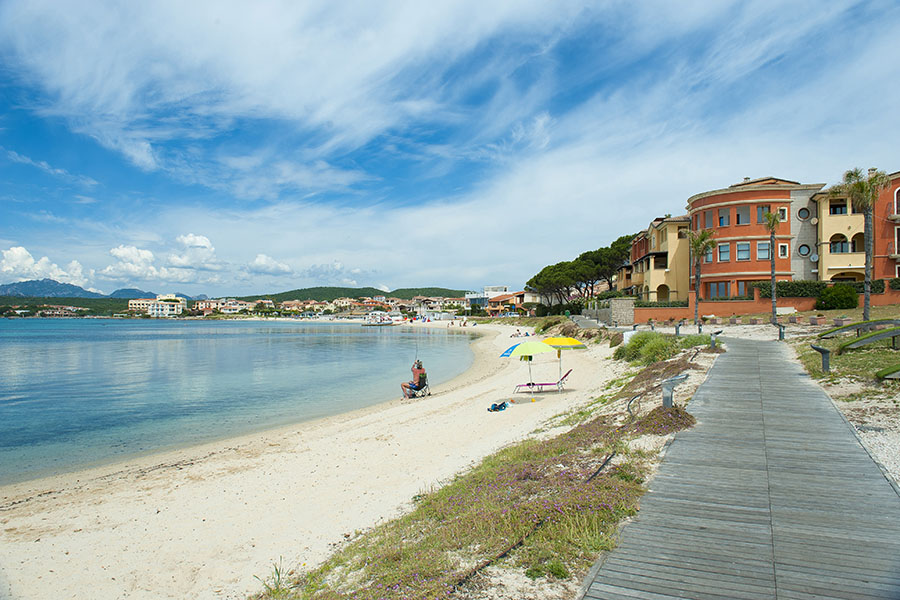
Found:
<box><xmin>581</xmin><ymin>337</ymin><xmax>900</xmax><ymax>600</ymax></box>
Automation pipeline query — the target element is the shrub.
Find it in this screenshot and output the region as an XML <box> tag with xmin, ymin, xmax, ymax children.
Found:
<box><xmin>639</xmin><ymin>337</ymin><xmax>676</xmax><ymax>364</ymax></box>
<box><xmin>608</xmin><ymin>332</ymin><xmax>624</xmax><ymax>347</ymax></box>
<box><xmin>677</xmin><ymin>334</ymin><xmax>710</xmax><ymax>349</ymax></box>
<box><xmin>634</xmin><ymin>300</ymin><xmax>689</xmax><ymax>308</ymax></box>
<box><xmin>613</xmin><ymin>331</ymin><xmax>658</xmax><ymax>362</ymax></box>
<box><xmin>890</xmin><ymin>278</ymin><xmax>900</xmax><ymax>291</ymax></box>
<box><xmin>595</xmin><ymin>290</ymin><xmax>623</xmax><ymax>300</ymax></box>
<box><xmin>816</xmin><ymin>283</ymin><xmax>859</xmax><ymax>310</ymax></box>
<box><xmin>752</xmin><ymin>280</ymin><xmax>826</xmax><ymax>298</ymax></box>
<box><xmin>847</xmin><ymin>279</ymin><xmax>885</xmax><ymax>294</ymax></box>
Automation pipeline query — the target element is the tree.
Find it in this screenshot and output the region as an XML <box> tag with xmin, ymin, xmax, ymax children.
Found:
<box><xmin>763</xmin><ymin>211</ymin><xmax>780</xmax><ymax>324</ymax></box>
<box><xmin>684</xmin><ymin>229</ymin><xmax>716</xmax><ymax>330</ymax></box>
<box><xmin>828</xmin><ymin>168</ymin><xmax>891</xmax><ymax>321</ymax></box>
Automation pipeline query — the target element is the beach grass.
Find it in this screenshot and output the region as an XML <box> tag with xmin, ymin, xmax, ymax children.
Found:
<box><xmin>792</xmin><ymin>333</ymin><xmax>900</xmax><ymax>405</ymax></box>
<box><xmin>252</xmin><ymin>349</ymin><xmax>706</xmax><ymax>600</ymax></box>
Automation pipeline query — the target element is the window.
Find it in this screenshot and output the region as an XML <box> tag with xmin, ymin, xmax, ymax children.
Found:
<box><xmin>798</xmin><ymin>207</ymin><xmax>810</xmax><ymax>220</ymax></box>
<box><xmin>778</xmin><ymin>207</ymin><xmax>788</xmax><ymax>221</ymax></box>
<box><xmin>735</xmin><ymin>205</ymin><xmax>750</xmax><ymax>225</ymax></box>
<box><xmin>736</xmin><ymin>242</ymin><xmax>750</xmax><ymax>261</ymax></box>
<box><xmin>895</xmin><ymin>188</ymin><xmax>900</xmax><ymax>214</ymax></box>
<box><xmin>718</xmin><ymin>208</ymin><xmax>730</xmax><ymax>227</ymax></box>
<box><xmin>707</xmin><ymin>281</ymin><xmax>729</xmax><ymax>299</ymax></box>
<box><xmin>737</xmin><ymin>281</ymin><xmax>747</xmax><ymax>297</ymax></box>
<box><xmin>830</xmin><ymin>200</ymin><xmax>847</xmax><ymax>215</ymax></box>
<box><xmin>830</xmin><ymin>234</ymin><xmax>849</xmax><ymax>253</ymax></box>
<box><xmin>757</xmin><ymin>242</ymin><xmax>770</xmax><ymax>260</ymax></box>
<box><xmin>704</xmin><ymin>210</ymin><xmax>713</xmax><ymax>228</ymax></box>
<box><xmin>778</xmin><ymin>244</ymin><xmax>789</xmax><ymax>258</ymax></box>
<box><xmin>718</xmin><ymin>243</ymin><xmax>730</xmax><ymax>262</ymax></box>
<box><xmin>757</xmin><ymin>205</ymin><xmax>770</xmax><ymax>223</ymax></box>
<box><xmin>851</xmin><ymin>233</ymin><xmax>864</xmax><ymax>253</ymax></box>
<box><xmin>704</xmin><ymin>247</ymin><xmax>713</xmax><ymax>263</ymax></box>
<box><xmin>798</xmin><ymin>244</ymin><xmax>811</xmax><ymax>256</ymax></box>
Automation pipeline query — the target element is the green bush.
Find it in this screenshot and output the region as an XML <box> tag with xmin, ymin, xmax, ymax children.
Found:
<box><xmin>848</xmin><ymin>279</ymin><xmax>885</xmax><ymax>294</ymax></box>
<box><xmin>890</xmin><ymin>278</ymin><xmax>900</xmax><ymax>291</ymax></box>
<box><xmin>752</xmin><ymin>280</ymin><xmax>826</xmax><ymax>298</ymax></box>
<box><xmin>595</xmin><ymin>290</ymin><xmax>623</xmax><ymax>300</ymax></box>
<box><xmin>613</xmin><ymin>331</ymin><xmax>657</xmax><ymax>362</ymax></box>
<box><xmin>535</xmin><ymin>300</ymin><xmax>584</xmax><ymax>317</ymax></box>
<box><xmin>634</xmin><ymin>300</ymin><xmax>689</xmax><ymax>307</ymax></box>
<box><xmin>639</xmin><ymin>337</ymin><xmax>676</xmax><ymax>364</ymax></box>
<box><xmin>677</xmin><ymin>334</ymin><xmax>710</xmax><ymax>348</ymax></box>
<box><xmin>816</xmin><ymin>283</ymin><xmax>859</xmax><ymax>310</ymax></box>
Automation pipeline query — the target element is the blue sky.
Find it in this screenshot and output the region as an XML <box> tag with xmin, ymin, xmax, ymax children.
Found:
<box><xmin>1</xmin><ymin>0</ymin><xmax>899</xmax><ymax>296</ymax></box>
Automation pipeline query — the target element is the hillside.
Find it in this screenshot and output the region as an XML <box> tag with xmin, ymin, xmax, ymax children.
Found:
<box><xmin>0</xmin><ymin>296</ymin><xmax>129</xmax><ymax>315</ymax></box>
<box><xmin>239</xmin><ymin>286</ymin><xmax>470</xmax><ymax>302</ymax></box>
<box><xmin>0</xmin><ymin>278</ymin><xmax>105</xmax><ymax>298</ymax></box>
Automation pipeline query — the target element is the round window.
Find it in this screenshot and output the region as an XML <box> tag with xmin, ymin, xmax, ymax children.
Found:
<box><xmin>797</xmin><ymin>207</ymin><xmax>810</xmax><ymax>220</ymax></box>
<box><xmin>798</xmin><ymin>244</ymin><xmax>811</xmax><ymax>256</ymax></box>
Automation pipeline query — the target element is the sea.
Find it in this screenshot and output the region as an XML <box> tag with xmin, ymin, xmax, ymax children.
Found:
<box><xmin>0</xmin><ymin>318</ymin><xmax>476</xmax><ymax>486</ymax></box>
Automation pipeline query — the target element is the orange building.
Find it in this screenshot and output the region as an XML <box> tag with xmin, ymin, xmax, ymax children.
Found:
<box><xmin>874</xmin><ymin>170</ymin><xmax>900</xmax><ymax>280</ymax></box>
<box><xmin>686</xmin><ymin>177</ymin><xmax>824</xmax><ymax>299</ymax></box>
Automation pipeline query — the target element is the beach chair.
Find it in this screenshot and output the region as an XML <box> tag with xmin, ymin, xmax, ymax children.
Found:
<box><xmin>409</xmin><ymin>372</ymin><xmax>431</xmax><ymax>398</ymax></box>
<box><xmin>514</xmin><ymin>369</ymin><xmax>572</xmax><ymax>394</ymax></box>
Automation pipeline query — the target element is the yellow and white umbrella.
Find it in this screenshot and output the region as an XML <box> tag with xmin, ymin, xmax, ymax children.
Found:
<box><xmin>542</xmin><ymin>336</ymin><xmax>587</xmax><ymax>380</ymax></box>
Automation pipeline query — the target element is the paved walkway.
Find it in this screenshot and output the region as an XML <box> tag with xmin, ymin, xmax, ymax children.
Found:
<box><xmin>581</xmin><ymin>337</ymin><xmax>900</xmax><ymax>600</ymax></box>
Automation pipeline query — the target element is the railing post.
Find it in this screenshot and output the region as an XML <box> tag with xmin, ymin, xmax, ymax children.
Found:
<box><xmin>810</xmin><ymin>344</ymin><xmax>831</xmax><ymax>373</ymax></box>
<box><xmin>661</xmin><ymin>374</ymin><xmax>689</xmax><ymax>408</ymax></box>
<box><xmin>775</xmin><ymin>323</ymin><xmax>785</xmax><ymax>341</ymax></box>
<box><xmin>674</xmin><ymin>323</ymin><xmax>681</xmax><ymax>337</ymax></box>
<box><xmin>632</xmin><ymin>324</ymin><xmax>638</xmax><ymax>331</ymax></box>
<box><xmin>710</xmin><ymin>330</ymin><xmax>723</xmax><ymax>349</ymax></box>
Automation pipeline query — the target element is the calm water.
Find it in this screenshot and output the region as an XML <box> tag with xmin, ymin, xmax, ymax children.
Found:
<box><xmin>0</xmin><ymin>319</ymin><xmax>475</xmax><ymax>485</ymax></box>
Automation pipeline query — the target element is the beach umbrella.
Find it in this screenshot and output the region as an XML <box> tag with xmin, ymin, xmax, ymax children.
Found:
<box><xmin>500</xmin><ymin>340</ymin><xmax>555</xmax><ymax>383</ymax></box>
<box><xmin>543</xmin><ymin>336</ymin><xmax>587</xmax><ymax>381</ymax></box>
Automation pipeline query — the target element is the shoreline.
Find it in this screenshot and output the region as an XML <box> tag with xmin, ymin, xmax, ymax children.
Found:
<box><xmin>0</xmin><ymin>321</ymin><xmax>490</xmax><ymax>497</ymax></box>
<box><xmin>0</xmin><ymin>318</ymin><xmax>480</xmax><ymax>489</ymax></box>
<box><xmin>0</xmin><ymin>322</ymin><xmax>628</xmax><ymax>600</ymax></box>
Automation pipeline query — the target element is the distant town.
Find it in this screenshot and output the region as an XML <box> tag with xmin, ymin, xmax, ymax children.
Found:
<box><xmin>0</xmin><ymin>286</ymin><xmax>544</xmax><ymax>320</ymax></box>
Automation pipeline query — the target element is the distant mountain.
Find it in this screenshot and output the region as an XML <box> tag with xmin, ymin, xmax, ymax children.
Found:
<box><xmin>108</xmin><ymin>288</ymin><xmax>156</xmax><ymax>299</ymax></box>
<box><xmin>0</xmin><ymin>278</ymin><xmax>104</xmax><ymax>298</ymax></box>
<box><xmin>239</xmin><ymin>286</ymin><xmax>470</xmax><ymax>302</ymax></box>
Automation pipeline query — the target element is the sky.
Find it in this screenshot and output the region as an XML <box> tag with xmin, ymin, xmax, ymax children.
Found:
<box><xmin>1</xmin><ymin>0</ymin><xmax>899</xmax><ymax>297</ymax></box>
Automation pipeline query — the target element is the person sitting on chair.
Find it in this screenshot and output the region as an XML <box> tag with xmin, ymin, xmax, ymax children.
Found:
<box><xmin>401</xmin><ymin>360</ymin><xmax>426</xmax><ymax>398</ymax></box>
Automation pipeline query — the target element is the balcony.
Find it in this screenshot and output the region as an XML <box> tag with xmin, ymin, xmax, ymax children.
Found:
<box><xmin>889</xmin><ymin>213</ymin><xmax>900</xmax><ymax>223</ymax></box>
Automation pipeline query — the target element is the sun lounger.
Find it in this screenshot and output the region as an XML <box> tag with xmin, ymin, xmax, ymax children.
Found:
<box><xmin>514</xmin><ymin>369</ymin><xmax>572</xmax><ymax>393</ymax></box>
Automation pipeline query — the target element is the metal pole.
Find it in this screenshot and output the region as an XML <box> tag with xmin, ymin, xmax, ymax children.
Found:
<box><xmin>675</xmin><ymin>323</ymin><xmax>681</xmax><ymax>337</ymax></box>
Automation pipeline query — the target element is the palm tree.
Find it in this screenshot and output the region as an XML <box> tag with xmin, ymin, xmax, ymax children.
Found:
<box><xmin>763</xmin><ymin>211</ymin><xmax>780</xmax><ymax>324</ymax></box>
<box><xmin>685</xmin><ymin>229</ymin><xmax>716</xmax><ymax>330</ymax></box>
<box><xmin>829</xmin><ymin>168</ymin><xmax>891</xmax><ymax>321</ymax></box>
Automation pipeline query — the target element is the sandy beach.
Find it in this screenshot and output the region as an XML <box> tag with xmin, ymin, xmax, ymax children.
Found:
<box><xmin>0</xmin><ymin>323</ymin><xmax>629</xmax><ymax>600</ymax></box>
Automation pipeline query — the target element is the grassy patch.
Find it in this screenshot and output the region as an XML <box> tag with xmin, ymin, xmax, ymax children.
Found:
<box><xmin>794</xmin><ymin>336</ymin><xmax>900</xmax><ymax>382</ymax></box>
<box><xmin>612</xmin><ymin>332</ymin><xmax>710</xmax><ymax>365</ymax></box>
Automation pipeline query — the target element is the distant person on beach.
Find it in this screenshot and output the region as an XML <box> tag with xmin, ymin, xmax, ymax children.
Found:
<box><xmin>401</xmin><ymin>360</ymin><xmax>426</xmax><ymax>398</ymax></box>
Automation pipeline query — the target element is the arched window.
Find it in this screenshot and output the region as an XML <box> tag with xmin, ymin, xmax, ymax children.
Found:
<box><xmin>895</xmin><ymin>187</ymin><xmax>900</xmax><ymax>214</ymax></box>
<box><xmin>830</xmin><ymin>234</ymin><xmax>849</xmax><ymax>254</ymax></box>
<box><xmin>850</xmin><ymin>233</ymin><xmax>865</xmax><ymax>253</ymax></box>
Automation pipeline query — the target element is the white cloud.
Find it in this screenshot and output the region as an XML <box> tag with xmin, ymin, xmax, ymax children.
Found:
<box><xmin>1</xmin><ymin>246</ymin><xmax>93</xmax><ymax>287</ymax></box>
<box><xmin>4</xmin><ymin>148</ymin><xmax>98</xmax><ymax>187</ymax></box>
<box><xmin>247</xmin><ymin>254</ymin><xmax>291</xmax><ymax>275</ymax></box>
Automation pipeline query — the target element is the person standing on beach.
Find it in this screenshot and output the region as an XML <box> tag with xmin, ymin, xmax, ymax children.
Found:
<box><xmin>401</xmin><ymin>360</ymin><xmax>426</xmax><ymax>398</ymax></box>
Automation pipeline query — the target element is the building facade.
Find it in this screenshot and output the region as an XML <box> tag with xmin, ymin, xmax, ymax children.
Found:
<box><xmin>686</xmin><ymin>177</ymin><xmax>823</xmax><ymax>299</ymax></box>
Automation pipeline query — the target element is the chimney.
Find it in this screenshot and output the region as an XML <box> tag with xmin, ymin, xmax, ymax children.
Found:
<box><xmin>743</xmin><ymin>177</ymin><xmax>751</xmax><ymax>183</ymax></box>
<box><xmin>868</xmin><ymin>167</ymin><xmax>877</xmax><ymax>178</ymax></box>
